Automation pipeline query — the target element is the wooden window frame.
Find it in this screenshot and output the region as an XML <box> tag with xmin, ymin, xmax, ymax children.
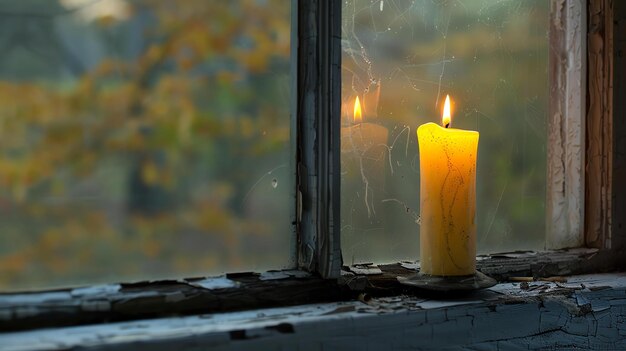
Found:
<box><xmin>295</xmin><ymin>0</ymin><xmax>342</xmax><ymax>279</ymax></box>
<box><xmin>547</xmin><ymin>0</ymin><xmax>618</xmax><ymax>256</ymax></box>
<box><xmin>312</xmin><ymin>0</ymin><xmax>624</xmax><ymax>275</ymax></box>
<box><xmin>1</xmin><ymin>0</ymin><xmax>625</xmax><ymax>334</ymax></box>
<box><xmin>547</xmin><ymin>0</ymin><xmax>586</xmax><ymax>249</ymax></box>
<box><xmin>529</xmin><ymin>0</ymin><xmax>624</xmax><ymax>268</ymax></box>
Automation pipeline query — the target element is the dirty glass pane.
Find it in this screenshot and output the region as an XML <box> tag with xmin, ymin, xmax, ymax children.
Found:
<box><xmin>0</xmin><ymin>0</ymin><xmax>292</xmax><ymax>291</ymax></box>
<box><xmin>341</xmin><ymin>0</ymin><xmax>548</xmax><ymax>264</ymax></box>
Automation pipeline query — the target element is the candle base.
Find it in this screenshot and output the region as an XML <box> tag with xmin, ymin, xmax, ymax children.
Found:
<box><xmin>397</xmin><ymin>271</ymin><xmax>496</xmax><ymax>291</ymax></box>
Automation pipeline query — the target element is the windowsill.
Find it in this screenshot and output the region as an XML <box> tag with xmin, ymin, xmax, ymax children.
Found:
<box><xmin>2</xmin><ymin>272</ymin><xmax>626</xmax><ymax>350</ymax></box>
<box><xmin>0</xmin><ymin>247</ymin><xmax>615</xmax><ymax>333</ymax></box>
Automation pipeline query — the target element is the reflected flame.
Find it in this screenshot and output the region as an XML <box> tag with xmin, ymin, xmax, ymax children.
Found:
<box><xmin>442</xmin><ymin>94</ymin><xmax>451</xmax><ymax>128</ymax></box>
<box><xmin>353</xmin><ymin>96</ymin><xmax>362</xmax><ymax>123</ymax></box>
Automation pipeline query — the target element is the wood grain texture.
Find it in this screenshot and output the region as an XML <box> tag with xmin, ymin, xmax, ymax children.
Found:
<box><xmin>586</xmin><ymin>0</ymin><xmax>613</xmax><ymax>249</ymax></box>
<box><xmin>3</xmin><ymin>273</ymin><xmax>626</xmax><ymax>351</ymax></box>
<box><xmin>1</xmin><ymin>248</ymin><xmax>617</xmax><ymax>333</ymax></box>
<box><xmin>611</xmin><ymin>0</ymin><xmax>626</xmax><ymax>253</ymax></box>
<box><xmin>0</xmin><ymin>271</ymin><xmax>346</xmax><ymax>332</ymax></box>
<box><xmin>296</xmin><ymin>0</ymin><xmax>342</xmax><ymax>278</ymax></box>
<box><xmin>547</xmin><ymin>0</ymin><xmax>586</xmax><ymax>249</ymax></box>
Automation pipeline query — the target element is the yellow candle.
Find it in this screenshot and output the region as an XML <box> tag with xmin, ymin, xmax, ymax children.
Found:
<box><xmin>417</xmin><ymin>95</ymin><xmax>479</xmax><ymax>276</ymax></box>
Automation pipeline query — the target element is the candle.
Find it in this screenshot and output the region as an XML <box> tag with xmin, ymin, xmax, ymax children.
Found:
<box><xmin>417</xmin><ymin>95</ymin><xmax>479</xmax><ymax>276</ymax></box>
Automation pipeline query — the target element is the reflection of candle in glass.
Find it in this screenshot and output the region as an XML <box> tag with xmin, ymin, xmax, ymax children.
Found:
<box><xmin>417</xmin><ymin>95</ymin><xmax>479</xmax><ymax>276</ymax></box>
<box><xmin>341</xmin><ymin>96</ymin><xmax>388</xmax><ymax>155</ymax></box>
<box><xmin>341</xmin><ymin>95</ymin><xmax>389</xmax><ymax>218</ymax></box>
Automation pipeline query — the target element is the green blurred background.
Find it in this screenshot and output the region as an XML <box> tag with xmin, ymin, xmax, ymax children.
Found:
<box><xmin>341</xmin><ymin>0</ymin><xmax>548</xmax><ymax>264</ymax></box>
<box><xmin>0</xmin><ymin>0</ymin><xmax>292</xmax><ymax>291</ymax></box>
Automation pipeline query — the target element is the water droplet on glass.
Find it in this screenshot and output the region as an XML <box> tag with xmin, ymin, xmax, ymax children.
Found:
<box><xmin>416</xmin><ymin>216</ymin><xmax>422</xmax><ymax>225</ymax></box>
<box><xmin>272</xmin><ymin>179</ymin><xmax>278</xmax><ymax>188</ymax></box>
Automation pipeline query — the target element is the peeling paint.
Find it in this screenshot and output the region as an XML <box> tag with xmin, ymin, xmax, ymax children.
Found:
<box><xmin>399</xmin><ymin>261</ymin><xmax>420</xmax><ymax>270</ymax></box>
<box><xmin>348</xmin><ymin>264</ymin><xmax>382</xmax><ymax>275</ymax></box>
<box><xmin>2</xmin><ymin>273</ymin><xmax>626</xmax><ymax>350</ymax></box>
<box><xmin>189</xmin><ymin>276</ymin><xmax>239</xmax><ymax>290</ymax></box>
<box><xmin>259</xmin><ymin>270</ymin><xmax>311</xmax><ymax>281</ymax></box>
<box><xmin>547</xmin><ymin>0</ymin><xmax>586</xmax><ymax>249</ymax></box>
<box><xmin>0</xmin><ymin>292</ymin><xmax>73</xmax><ymax>307</ymax></box>
<box><xmin>71</xmin><ymin>285</ymin><xmax>121</xmax><ymax>298</ymax></box>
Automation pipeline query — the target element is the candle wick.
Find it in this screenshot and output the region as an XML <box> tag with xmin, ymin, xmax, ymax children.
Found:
<box><xmin>444</xmin><ymin>123</ymin><xmax>450</xmax><ymax>128</ymax></box>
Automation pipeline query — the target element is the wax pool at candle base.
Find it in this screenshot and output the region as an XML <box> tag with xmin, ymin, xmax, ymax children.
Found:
<box><xmin>417</xmin><ymin>122</ymin><xmax>479</xmax><ymax>276</ymax></box>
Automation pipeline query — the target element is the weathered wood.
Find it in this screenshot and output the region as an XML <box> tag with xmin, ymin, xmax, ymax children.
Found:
<box><xmin>612</xmin><ymin>0</ymin><xmax>626</xmax><ymax>253</ymax></box>
<box><xmin>3</xmin><ymin>273</ymin><xmax>626</xmax><ymax>351</ymax></box>
<box><xmin>1</xmin><ymin>249</ymin><xmax>617</xmax><ymax>333</ymax></box>
<box><xmin>587</xmin><ymin>0</ymin><xmax>613</xmax><ymax>249</ymax></box>
<box><xmin>547</xmin><ymin>0</ymin><xmax>586</xmax><ymax>249</ymax></box>
<box><xmin>360</xmin><ymin>248</ymin><xmax>607</xmax><ymax>294</ymax></box>
<box><xmin>0</xmin><ymin>271</ymin><xmax>347</xmax><ymax>332</ymax></box>
<box><xmin>296</xmin><ymin>0</ymin><xmax>342</xmax><ymax>278</ymax></box>
<box><xmin>287</xmin><ymin>0</ymin><xmax>298</xmax><ymax>267</ymax></box>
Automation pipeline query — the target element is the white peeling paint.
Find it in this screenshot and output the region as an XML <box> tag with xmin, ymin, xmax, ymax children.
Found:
<box><xmin>71</xmin><ymin>284</ymin><xmax>121</xmax><ymax>298</ymax></box>
<box><xmin>546</xmin><ymin>0</ymin><xmax>586</xmax><ymax>249</ymax></box>
<box><xmin>2</xmin><ymin>273</ymin><xmax>626</xmax><ymax>351</ymax></box>
<box><xmin>0</xmin><ymin>292</ymin><xmax>74</xmax><ymax>308</ymax></box>
<box><xmin>189</xmin><ymin>276</ymin><xmax>239</xmax><ymax>290</ymax></box>
<box><xmin>399</xmin><ymin>261</ymin><xmax>420</xmax><ymax>270</ymax></box>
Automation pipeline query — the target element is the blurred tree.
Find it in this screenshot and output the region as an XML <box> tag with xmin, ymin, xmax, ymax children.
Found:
<box><xmin>0</xmin><ymin>0</ymin><xmax>292</xmax><ymax>290</ymax></box>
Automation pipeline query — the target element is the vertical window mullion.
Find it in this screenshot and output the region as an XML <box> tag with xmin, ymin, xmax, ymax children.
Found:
<box><xmin>547</xmin><ymin>0</ymin><xmax>586</xmax><ymax>249</ymax></box>
<box><xmin>295</xmin><ymin>0</ymin><xmax>342</xmax><ymax>278</ymax></box>
<box><xmin>612</xmin><ymin>0</ymin><xmax>626</xmax><ymax>252</ymax></box>
<box><xmin>586</xmin><ymin>0</ymin><xmax>613</xmax><ymax>249</ymax></box>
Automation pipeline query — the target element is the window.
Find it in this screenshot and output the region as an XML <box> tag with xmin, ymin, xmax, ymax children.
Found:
<box><xmin>0</xmin><ymin>0</ymin><xmax>292</xmax><ymax>291</ymax></box>
<box><xmin>0</xmin><ymin>0</ymin><xmax>624</xmax><ymax>342</ymax></box>
<box><xmin>0</xmin><ymin>0</ymin><xmax>610</xmax><ymax>292</ymax></box>
<box><xmin>341</xmin><ymin>0</ymin><xmax>549</xmax><ymax>264</ymax></box>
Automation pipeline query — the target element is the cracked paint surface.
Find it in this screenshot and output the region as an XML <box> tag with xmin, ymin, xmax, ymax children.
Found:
<box><xmin>2</xmin><ymin>273</ymin><xmax>626</xmax><ymax>350</ymax></box>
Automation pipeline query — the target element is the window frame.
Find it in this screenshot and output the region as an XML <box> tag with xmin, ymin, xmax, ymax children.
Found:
<box><xmin>294</xmin><ymin>0</ymin><xmax>342</xmax><ymax>279</ymax></box>
<box><xmin>547</xmin><ymin>0</ymin><xmax>586</xmax><ymax>249</ymax></box>
<box><xmin>308</xmin><ymin>0</ymin><xmax>626</xmax><ymax>278</ymax></box>
<box><xmin>1</xmin><ymin>0</ymin><xmax>625</xmax><ymax>333</ymax></box>
<box><xmin>585</xmin><ymin>0</ymin><xmax>614</xmax><ymax>250</ymax></box>
<box><xmin>546</xmin><ymin>0</ymin><xmax>617</xmax><ymax>254</ymax></box>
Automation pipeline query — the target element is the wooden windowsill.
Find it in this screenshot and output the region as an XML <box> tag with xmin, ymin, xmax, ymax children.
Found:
<box><xmin>2</xmin><ymin>271</ymin><xmax>626</xmax><ymax>350</ymax></box>
<box><xmin>1</xmin><ymin>247</ymin><xmax>620</xmax><ymax>333</ymax></box>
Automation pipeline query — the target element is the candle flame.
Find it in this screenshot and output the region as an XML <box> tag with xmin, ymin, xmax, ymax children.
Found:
<box><xmin>353</xmin><ymin>96</ymin><xmax>362</xmax><ymax>123</ymax></box>
<box><xmin>442</xmin><ymin>94</ymin><xmax>451</xmax><ymax>128</ymax></box>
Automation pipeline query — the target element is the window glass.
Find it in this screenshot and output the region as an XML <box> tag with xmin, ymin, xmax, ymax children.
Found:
<box><xmin>341</xmin><ymin>0</ymin><xmax>548</xmax><ymax>264</ymax></box>
<box><xmin>0</xmin><ymin>0</ymin><xmax>292</xmax><ymax>291</ymax></box>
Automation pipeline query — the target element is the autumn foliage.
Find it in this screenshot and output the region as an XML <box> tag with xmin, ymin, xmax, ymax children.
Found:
<box><xmin>0</xmin><ymin>0</ymin><xmax>291</xmax><ymax>290</ymax></box>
